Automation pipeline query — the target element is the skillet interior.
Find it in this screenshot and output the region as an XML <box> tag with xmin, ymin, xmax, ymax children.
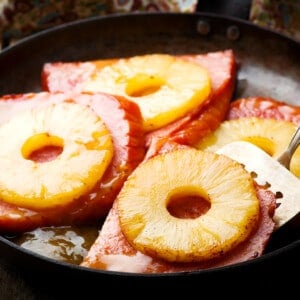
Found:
<box><xmin>0</xmin><ymin>12</ymin><xmax>299</xmax><ymax>294</ymax></box>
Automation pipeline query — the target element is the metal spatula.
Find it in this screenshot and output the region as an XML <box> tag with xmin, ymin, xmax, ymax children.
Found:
<box><xmin>216</xmin><ymin>140</ymin><xmax>300</xmax><ymax>229</ymax></box>
<box><xmin>276</xmin><ymin>126</ymin><xmax>300</xmax><ymax>170</ymax></box>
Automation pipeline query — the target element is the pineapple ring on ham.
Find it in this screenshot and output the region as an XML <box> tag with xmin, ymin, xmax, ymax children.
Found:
<box><xmin>117</xmin><ymin>148</ymin><xmax>259</xmax><ymax>263</ymax></box>
<box><xmin>0</xmin><ymin>102</ymin><xmax>113</xmax><ymax>210</ymax></box>
<box><xmin>196</xmin><ymin>117</ymin><xmax>300</xmax><ymax>178</ymax></box>
<box><xmin>83</xmin><ymin>54</ymin><xmax>212</xmax><ymax>132</ymax></box>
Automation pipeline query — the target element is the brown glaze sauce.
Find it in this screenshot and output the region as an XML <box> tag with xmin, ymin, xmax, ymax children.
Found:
<box><xmin>8</xmin><ymin>225</ymin><xmax>100</xmax><ymax>264</ymax></box>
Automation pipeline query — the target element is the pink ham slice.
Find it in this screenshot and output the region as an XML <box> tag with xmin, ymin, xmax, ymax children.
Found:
<box><xmin>81</xmin><ymin>184</ymin><xmax>276</xmax><ymax>273</ymax></box>
<box><xmin>0</xmin><ymin>91</ymin><xmax>145</xmax><ymax>233</ymax></box>
<box><xmin>145</xmin><ymin>49</ymin><xmax>237</xmax><ymax>159</ymax></box>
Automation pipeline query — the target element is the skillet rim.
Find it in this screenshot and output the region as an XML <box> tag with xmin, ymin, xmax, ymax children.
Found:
<box><xmin>0</xmin><ymin>12</ymin><xmax>299</xmax><ymax>280</ymax></box>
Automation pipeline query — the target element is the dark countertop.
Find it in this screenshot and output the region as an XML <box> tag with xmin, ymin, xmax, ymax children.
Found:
<box><xmin>0</xmin><ymin>263</ymin><xmax>45</xmax><ymax>299</ymax></box>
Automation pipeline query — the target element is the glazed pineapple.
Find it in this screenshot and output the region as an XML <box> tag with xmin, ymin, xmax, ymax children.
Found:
<box><xmin>117</xmin><ymin>148</ymin><xmax>259</xmax><ymax>263</ymax></box>
<box><xmin>83</xmin><ymin>54</ymin><xmax>212</xmax><ymax>131</ymax></box>
<box><xmin>196</xmin><ymin>117</ymin><xmax>300</xmax><ymax>177</ymax></box>
<box><xmin>0</xmin><ymin>102</ymin><xmax>113</xmax><ymax>210</ymax></box>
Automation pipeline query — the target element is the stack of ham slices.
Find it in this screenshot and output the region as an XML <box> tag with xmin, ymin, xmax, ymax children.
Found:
<box><xmin>0</xmin><ymin>49</ymin><xmax>298</xmax><ymax>274</ymax></box>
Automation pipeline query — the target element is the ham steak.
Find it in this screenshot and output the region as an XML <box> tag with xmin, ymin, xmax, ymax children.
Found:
<box><xmin>228</xmin><ymin>96</ymin><xmax>300</xmax><ymax>125</ymax></box>
<box><xmin>0</xmin><ymin>91</ymin><xmax>145</xmax><ymax>233</ymax></box>
<box><xmin>145</xmin><ymin>50</ymin><xmax>237</xmax><ymax>158</ymax></box>
<box><xmin>81</xmin><ymin>183</ymin><xmax>276</xmax><ymax>273</ymax></box>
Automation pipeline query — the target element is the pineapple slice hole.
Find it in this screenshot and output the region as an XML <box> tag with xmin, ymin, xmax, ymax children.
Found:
<box><xmin>167</xmin><ymin>187</ymin><xmax>211</xmax><ymax>219</ymax></box>
<box><xmin>21</xmin><ymin>132</ymin><xmax>63</xmax><ymax>162</ymax></box>
<box><xmin>0</xmin><ymin>102</ymin><xmax>114</xmax><ymax>210</ymax></box>
<box><xmin>125</xmin><ymin>74</ymin><xmax>165</xmax><ymax>97</ymax></box>
<box><xmin>117</xmin><ymin>148</ymin><xmax>260</xmax><ymax>263</ymax></box>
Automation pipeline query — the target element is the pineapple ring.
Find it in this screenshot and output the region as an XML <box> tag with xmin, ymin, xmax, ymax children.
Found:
<box><xmin>0</xmin><ymin>102</ymin><xmax>113</xmax><ymax>210</ymax></box>
<box><xmin>117</xmin><ymin>148</ymin><xmax>260</xmax><ymax>263</ymax></box>
<box><xmin>83</xmin><ymin>54</ymin><xmax>211</xmax><ymax>131</ymax></box>
<box><xmin>196</xmin><ymin>117</ymin><xmax>300</xmax><ymax>178</ymax></box>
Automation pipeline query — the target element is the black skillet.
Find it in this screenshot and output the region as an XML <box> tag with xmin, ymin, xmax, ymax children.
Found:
<box><xmin>0</xmin><ymin>12</ymin><xmax>299</xmax><ymax>296</ymax></box>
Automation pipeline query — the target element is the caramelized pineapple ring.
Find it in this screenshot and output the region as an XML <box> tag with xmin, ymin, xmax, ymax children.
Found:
<box><xmin>0</xmin><ymin>102</ymin><xmax>113</xmax><ymax>210</ymax></box>
<box><xmin>83</xmin><ymin>54</ymin><xmax>211</xmax><ymax>131</ymax></box>
<box><xmin>117</xmin><ymin>148</ymin><xmax>259</xmax><ymax>263</ymax></box>
<box><xmin>196</xmin><ymin>117</ymin><xmax>300</xmax><ymax>178</ymax></box>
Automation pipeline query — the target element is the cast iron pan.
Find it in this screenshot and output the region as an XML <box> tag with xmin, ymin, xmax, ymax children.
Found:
<box><xmin>0</xmin><ymin>12</ymin><xmax>299</xmax><ymax>295</ymax></box>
